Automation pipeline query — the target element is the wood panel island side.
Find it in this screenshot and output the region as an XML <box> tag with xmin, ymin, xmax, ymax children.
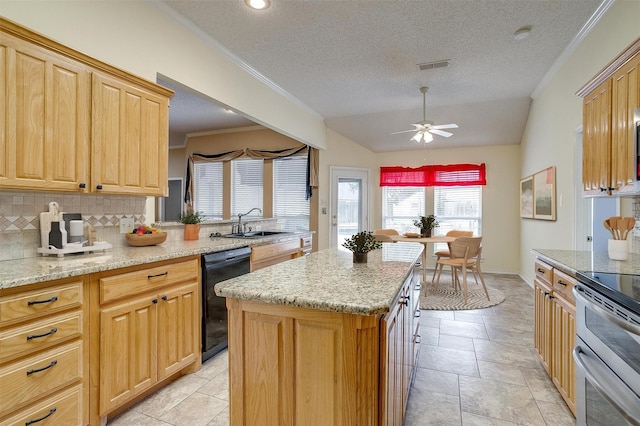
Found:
<box><xmin>215</xmin><ymin>243</ymin><xmax>423</xmax><ymax>426</ymax></box>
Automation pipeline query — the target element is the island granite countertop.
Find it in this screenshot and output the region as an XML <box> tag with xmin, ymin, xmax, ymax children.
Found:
<box><xmin>215</xmin><ymin>243</ymin><xmax>423</xmax><ymax>316</ymax></box>
<box><xmin>0</xmin><ymin>232</ymin><xmax>310</xmax><ymax>290</ymax></box>
<box><xmin>532</xmin><ymin>249</ymin><xmax>640</xmax><ymax>276</ymax></box>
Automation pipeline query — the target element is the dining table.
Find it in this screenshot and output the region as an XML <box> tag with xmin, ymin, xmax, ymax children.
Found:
<box><xmin>388</xmin><ymin>234</ymin><xmax>457</xmax><ymax>284</ymax></box>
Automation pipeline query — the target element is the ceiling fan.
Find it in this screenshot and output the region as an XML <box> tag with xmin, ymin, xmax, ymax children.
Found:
<box><xmin>392</xmin><ymin>86</ymin><xmax>458</xmax><ymax>143</ymax></box>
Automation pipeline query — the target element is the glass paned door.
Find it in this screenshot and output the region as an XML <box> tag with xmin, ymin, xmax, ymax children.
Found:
<box><xmin>330</xmin><ymin>167</ymin><xmax>369</xmax><ymax>250</ymax></box>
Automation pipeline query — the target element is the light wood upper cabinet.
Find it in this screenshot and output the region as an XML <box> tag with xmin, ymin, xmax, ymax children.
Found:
<box><xmin>582</xmin><ymin>79</ymin><xmax>611</xmax><ymax>193</ymax></box>
<box><xmin>611</xmin><ymin>53</ymin><xmax>639</xmax><ymax>189</ymax></box>
<box><xmin>0</xmin><ymin>18</ymin><xmax>172</xmax><ymax>196</ymax></box>
<box><xmin>92</xmin><ymin>72</ymin><xmax>169</xmax><ymax>196</ymax></box>
<box><xmin>0</xmin><ymin>31</ymin><xmax>90</xmax><ymax>192</ymax></box>
<box><xmin>578</xmin><ymin>38</ymin><xmax>639</xmax><ymax>196</ymax></box>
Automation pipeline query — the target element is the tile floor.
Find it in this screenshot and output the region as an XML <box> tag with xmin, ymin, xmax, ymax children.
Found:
<box><xmin>109</xmin><ymin>273</ymin><xmax>575</xmax><ymax>425</ymax></box>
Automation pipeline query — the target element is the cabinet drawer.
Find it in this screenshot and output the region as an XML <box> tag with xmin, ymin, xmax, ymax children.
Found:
<box><xmin>99</xmin><ymin>258</ymin><xmax>199</xmax><ymax>304</ymax></box>
<box><xmin>0</xmin><ymin>312</ymin><xmax>82</xmax><ymax>364</ymax></box>
<box><xmin>0</xmin><ymin>383</ymin><xmax>82</xmax><ymax>426</ymax></box>
<box><xmin>553</xmin><ymin>269</ymin><xmax>576</xmax><ymax>303</ymax></box>
<box><xmin>534</xmin><ymin>260</ymin><xmax>553</xmax><ymax>285</ymax></box>
<box><xmin>252</xmin><ymin>239</ymin><xmax>301</xmax><ymax>261</ymax></box>
<box><xmin>0</xmin><ymin>341</ymin><xmax>82</xmax><ymax>415</ymax></box>
<box><xmin>0</xmin><ymin>281</ymin><xmax>82</xmax><ymax>326</ymax></box>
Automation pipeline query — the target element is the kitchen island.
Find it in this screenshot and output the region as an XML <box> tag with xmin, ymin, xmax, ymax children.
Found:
<box><xmin>215</xmin><ymin>243</ymin><xmax>422</xmax><ymax>425</ymax></box>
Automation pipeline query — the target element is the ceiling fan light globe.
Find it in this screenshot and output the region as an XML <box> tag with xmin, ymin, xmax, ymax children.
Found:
<box><xmin>423</xmin><ymin>132</ymin><xmax>434</xmax><ymax>143</ymax></box>
<box><xmin>411</xmin><ymin>133</ymin><xmax>423</xmax><ymax>143</ymax></box>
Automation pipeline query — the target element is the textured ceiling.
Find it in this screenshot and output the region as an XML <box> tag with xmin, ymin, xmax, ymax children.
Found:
<box><xmin>159</xmin><ymin>0</ymin><xmax>603</xmax><ymax>152</ymax></box>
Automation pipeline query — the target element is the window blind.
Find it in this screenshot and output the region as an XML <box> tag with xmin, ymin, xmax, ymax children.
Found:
<box><xmin>433</xmin><ymin>185</ymin><xmax>482</xmax><ymax>250</ymax></box>
<box><xmin>231</xmin><ymin>159</ymin><xmax>263</xmax><ymax>216</ymax></box>
<box><xmin>381</xmin><ymin>186</ymin><xmax>425</xmax><ymax>234</ymax></box>
<box><xmin>193</xmin><ymin>162</ymin><xmax>223</xmax><ymax>220</ymax></box>
<box><xmin>273</xmin><ymin>156</ymin><xmax>309</xmax><ymax>230</ymax></box>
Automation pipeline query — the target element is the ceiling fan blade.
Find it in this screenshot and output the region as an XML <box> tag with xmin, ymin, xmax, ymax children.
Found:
<box><xmin>431</xmin><ymin>124</ymin><xmax>458</xmax><ymax>130</ymax></box>
<box><xmin>391</xmin><ymin>129</ymin><xmax>419</xmax><ymax>135</ymax></box>
<box><xmin>429</xmin><ymin>129</ymin><xmax>453</xmax><ymax>137</ymax></box>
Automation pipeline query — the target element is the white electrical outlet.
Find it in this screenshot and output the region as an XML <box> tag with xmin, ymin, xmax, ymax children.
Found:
<box><xmin>120</xmin><ymin>217</ymin><xmax>134</xmax><ymax>234</ymax></box>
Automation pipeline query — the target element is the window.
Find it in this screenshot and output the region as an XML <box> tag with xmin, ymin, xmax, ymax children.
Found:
<box><xmin>433</xmin><ymin>186</ymin><xmax>482</xmax><ymax>250</ymax></box>
<box><xmin>273</xmin><ymin>156</ymin><xmax>309</xmax><ymax>230</ymax></box>
<box><xmin>382</xmin><ymin>186</ymin><xmax>425</xmax><ymax>234</ymax></box>
<box><xmin>193</xmin><ymin>162</ymin><xmax>223</xmax><ymax>220</ymax></box>
<box><xmin>231</xmin><ymin>158</ymin><xmax>263</xmax><ymax>216</ymax></box>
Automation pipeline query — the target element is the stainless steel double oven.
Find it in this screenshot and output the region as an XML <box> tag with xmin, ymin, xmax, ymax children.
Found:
<box><xmin>574</xmin><ymin>271</ymin><xmax>640</xmax><ymax>425</ymax></box>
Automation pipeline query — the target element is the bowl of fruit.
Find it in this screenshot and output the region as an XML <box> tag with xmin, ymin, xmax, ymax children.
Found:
<box><xmin>125</xmin><ymin>225</ymin><xmax>167</xmax><ymax>247</ymax></box>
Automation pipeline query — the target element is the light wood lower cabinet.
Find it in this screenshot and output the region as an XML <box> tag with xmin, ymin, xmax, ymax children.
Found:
<box><xmin>533</xmin><ymin>259</ymin><xmax>576</xmax><ymax>416</ymax></box>
<box><xmin>250</xmin><ymin>234</ymin><xmax>314</xmax><ymax>272</ymax></box>
<box><xmin>227</xmin><ymin>264</ymin><xmax>418</xmax><ymax>425</ymax></box>
<box><xmin>90</xmin><ymin>256</ymin><xmax>200</xmax><ymax>424</ymax></box>
<box><xmin>0</xmin><ymin>276</ymin><xmax>88</xmax><ymax>425</ymax></box>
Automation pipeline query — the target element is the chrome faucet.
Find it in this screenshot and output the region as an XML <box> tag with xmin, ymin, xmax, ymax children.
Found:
<box><xmin>235</xmin><ymin>208</ymin><xmax>262</xmax><ymax>234</ymax></box>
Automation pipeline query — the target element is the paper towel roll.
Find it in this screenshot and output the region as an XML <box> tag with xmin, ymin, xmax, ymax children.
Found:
<box><xmin>69</xmin><ymin>220</ymin><xmax>84</xmax><ymax>243</ymax></box>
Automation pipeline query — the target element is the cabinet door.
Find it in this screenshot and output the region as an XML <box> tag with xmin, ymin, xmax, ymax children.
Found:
<box><xmin>99</xmin><ymin>296</ymin><xmax>157</xmax><ymax>414</ymax></box>
<box><xmin>582</xmin><ymin>79</ymin><xmax>612</xmax><ymax>192</ymax></box>
<box><xmin>611</xmin><ymin>53</ymin><xmax>639</xmax><ymax>189</ymax></box>
<box><xmin>0</xmin><ymin>31</ymin><xmax>90</xmax><ymax>192</ymax></box>
<box><xmin>92</xmin><ymin>71</ymin><xmax>168</xmax><ymax>196</ymax></box>
<box><xmin>551</xmin><ymin>293</ymin><xmax>576</xmax><ymax>415</ymax></box>
<box><xmin>380</xmin><ymin>295</ymin><xmax>403</xmax><ymax>426</ymax></box>
<box><xmin>533</xmin><ymin>278</ymin><xmax>553</xmax><ymax>373</ymax></box>
<box><xmin>157</xmin><ymin>282</ymin><xmax>199</xmax><ymax>380</ymax></box>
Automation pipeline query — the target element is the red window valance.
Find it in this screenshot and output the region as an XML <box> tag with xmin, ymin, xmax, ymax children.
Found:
<box><xmin>380</xmin><ymin>163</ymin><xmax>486</xmax><ymax>187</ymax></box>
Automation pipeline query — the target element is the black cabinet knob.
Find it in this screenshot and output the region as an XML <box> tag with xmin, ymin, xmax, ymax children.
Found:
<box><xmin>79</xmin><ymin>183</ymin><xmax>86</xmax><ymax>189</ymax></box>
<box><xmin>96</xmin><ymin>184</ymin><xmax>103</xmax><ymax>190</ymax></box>
<box><xmin>162</xmin><ymin>295</ymin><xmax>168</xmax><ymax>301</ymax></box>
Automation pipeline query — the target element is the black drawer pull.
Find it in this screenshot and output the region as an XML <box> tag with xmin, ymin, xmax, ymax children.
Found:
<box><xmin>27</xmin><ymin>296</ymin><xmax>58</xmax><ymax>306</ymax></box>
<box><xmin>26</xmin><ymin>360</ymin><xmax>57</xmax><ymax>375</ymax></box>
<box><xmin>25</xmin><ymin>407</ymin><xmax>57</xmax><ymax>425</ymax></box>
<box><xmin>557</xmin><ymin>280</ymin><xmax>567</xmax><ymax>286</ymax></box>
<box><xmin>536</xmin><ymin>268</ymin><xmax>545</xmax><ymax>273</ymax></box>
<box><xmin>27</xmin><ymin>328</ymin><xmax>58</xmax><ymax>340</ymax></box>
<box><xmin>147</xmin><ymin>272</ymin><xmax>168</xmax><ymax>279</ymax></box>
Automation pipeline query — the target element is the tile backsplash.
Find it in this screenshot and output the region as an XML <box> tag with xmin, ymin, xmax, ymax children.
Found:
<box><xmin>0</xmin><ymin>190</ymin><xmax>280</xmax><ymax>261</ymax></box>
<box><xmin>1</xmin><ymin>191</ymin><xmax>147</xmax><ymax>261</ymax></box>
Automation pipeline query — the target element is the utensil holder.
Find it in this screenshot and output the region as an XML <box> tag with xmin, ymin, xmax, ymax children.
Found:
<box><xmin>608</xmin><ymin>239</ymin><xmax>629</xmax><ymax>261</ymax></box>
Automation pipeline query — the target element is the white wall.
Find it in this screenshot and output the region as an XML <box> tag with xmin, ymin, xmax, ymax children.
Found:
<box><xmin>1</xmin><ymin>1</ymin><xmax>326</xmax><ymax>150</ymax></box>
<box><xmin>519</xmin><ymin>0</ymin><xmax>640</xmax><ymax>284</ymax></box>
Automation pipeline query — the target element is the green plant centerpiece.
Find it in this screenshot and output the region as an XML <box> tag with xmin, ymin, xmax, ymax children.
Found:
<box><xmin>179</xmin><ymin>207</ymin><xmax>203</xmax><ymax>224</ymax></box>
<box><xmin>342</xmin><ymin>231</ymin><xmax>382</xmax><ymax>263</ymax></box>
<box><xmin>180</xmin><ymin>207</ymin><xmax>204</xmax><ymax>240</ymax></box>
<box><xmin>413</xmin><ymin>215</ymin><xmax>439</xmax><ymax>237</ymax></box>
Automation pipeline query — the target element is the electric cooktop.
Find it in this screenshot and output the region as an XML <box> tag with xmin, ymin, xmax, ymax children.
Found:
<box><xmin>576</xmin><ymin>271</ymin><xmax>640</xmax><ymax>316</ymax></box>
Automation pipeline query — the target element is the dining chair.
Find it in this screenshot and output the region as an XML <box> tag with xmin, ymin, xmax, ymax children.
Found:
<box><xmin>373</xmin><ymin>228</ymin><xmax>399</xmax><ymax>242</ymax></box>
<box><xmin>431</xmin><ymin>230</ymin><xmax>473</xmax><ymax>284</ymax></box>
<box><xmin>433</xmin><ymin>236</ymin><xmax>489</xmax><ymax>304</ymax></box>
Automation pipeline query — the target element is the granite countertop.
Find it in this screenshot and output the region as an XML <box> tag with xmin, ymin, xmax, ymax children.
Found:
<box><xmin>0</xmin><ymin>232</ymin><xmax>310</xmax><ymax>290</ymax></box>
<box><xmin>532</xmin><ymin>249</ymin><xmax>640</xmax><ymax>276</ymax></box>
<box><xmin>215</xmin><ymin>243</ymin><xmax>422</xmax><ymax>316</ymax></box>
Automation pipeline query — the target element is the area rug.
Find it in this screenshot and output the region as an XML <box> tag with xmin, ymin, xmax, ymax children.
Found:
<box><xmin>420</xmin><ymin>274</ymin><xmax>505</xmax><ymax>310</ymax></box>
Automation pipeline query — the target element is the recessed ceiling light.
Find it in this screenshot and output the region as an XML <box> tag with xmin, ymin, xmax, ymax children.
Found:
<box><xmin>514</xmin><ymin>26</ymin><xmax>531</xmax><ymax>41</ymax></box>
<box><xmin>245</xmin><ymin>0</ymin><xmax>270</xmax><ymax>10</ymax></box>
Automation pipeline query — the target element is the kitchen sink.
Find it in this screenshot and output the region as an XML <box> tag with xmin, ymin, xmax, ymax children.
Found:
<box><xmin>221</xmin><ymin>231</ymin><xmax>291</xmax><ymax>239</ymax></box>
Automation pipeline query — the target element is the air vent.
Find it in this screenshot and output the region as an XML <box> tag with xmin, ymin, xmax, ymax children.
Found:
<box><xmin>417</xmin><ymin>60</ymin><xmax>449</xmax><ymax>71</ymax></box>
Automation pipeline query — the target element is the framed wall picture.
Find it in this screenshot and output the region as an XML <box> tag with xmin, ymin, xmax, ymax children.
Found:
<box><xmin>533</xmin><ymin>166</ymin><xmax>556</xmax><ymax>220</ymax></box>
<box><xmin>520</xmin><ymin>175</ymin><xmax>534</xmax><ymax>218</ymax></box>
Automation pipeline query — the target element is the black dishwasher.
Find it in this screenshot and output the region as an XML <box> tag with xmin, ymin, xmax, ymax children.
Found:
<box><xmin>201</xmin><ymin>246</ymin><xmax>251</xmax><ymax>362</ymax></box>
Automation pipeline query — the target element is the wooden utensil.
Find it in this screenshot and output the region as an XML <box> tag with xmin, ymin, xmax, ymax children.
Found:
<box><xmin>610</xmin><ymin>217</ymin><xmax>620</xmax><ymax>239</ymax></box>
<box><xmin>603</xmin><ymin>219</ymin><xmax>616</xmax><ymax>239</ymax></box>
<box><xmin>622</xmin><ymin>217</ymin><xmax>636</xmax><ymax>240</ymax></box>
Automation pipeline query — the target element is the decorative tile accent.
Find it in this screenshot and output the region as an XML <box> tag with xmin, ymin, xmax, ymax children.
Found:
<box><xmin>0</xmin><ymin>190</ymin><xmax>147</xmax><ymax>259</ymax></box>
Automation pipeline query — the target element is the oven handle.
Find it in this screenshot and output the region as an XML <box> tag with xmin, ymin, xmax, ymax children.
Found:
<box><xmin>574</xmin><ymin>285</ymin><xmax>640</xmax><ymax>337</ymax></box>
<box><xmin>573</xmin><ymin>345</ymin><xmax>640</xmax><ymax>425</ymax></box>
